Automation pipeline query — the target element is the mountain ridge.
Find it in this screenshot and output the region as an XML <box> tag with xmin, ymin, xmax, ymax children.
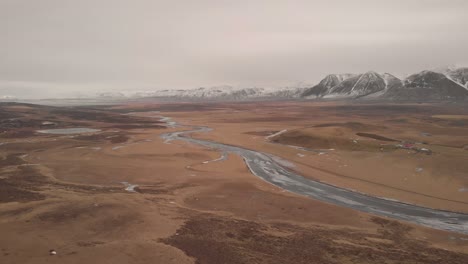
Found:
<box><xmin>300</xmin><ymin>67</ymin><xmax>467</xmax><ymax>101</ymax></box>
<box><xmin>5</xmin><ymin>66</ymin><xmax>466</xmax><ymax>102</ymax></box>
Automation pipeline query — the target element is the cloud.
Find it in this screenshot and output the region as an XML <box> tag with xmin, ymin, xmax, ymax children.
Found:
<box><xmin>1</xmin><ymin>0</ymin><xmax>467</xmax><ymax>98</ymax></box>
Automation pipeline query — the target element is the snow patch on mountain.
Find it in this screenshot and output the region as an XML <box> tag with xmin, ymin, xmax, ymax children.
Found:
<box><xmin>433</xmin><ymin>65</ymin><xmax>468</xmax><ymax>89</ymax></box>
<box><xmin>90</xmin><ymin>85</ymin><xmax>308</xmax><ymax>101</ymax></box>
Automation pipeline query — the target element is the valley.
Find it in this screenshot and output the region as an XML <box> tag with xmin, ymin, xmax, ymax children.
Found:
<box><xmin>1</xmin><ymin>101</ymin><xmax>468</xmax><ymax>263</ymax></box>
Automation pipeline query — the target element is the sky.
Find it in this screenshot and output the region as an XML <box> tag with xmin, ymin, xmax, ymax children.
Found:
<box><xmin>1</xmin><ymin>0</ymin><xmax>468</xmax><ymax>99</ymax></box>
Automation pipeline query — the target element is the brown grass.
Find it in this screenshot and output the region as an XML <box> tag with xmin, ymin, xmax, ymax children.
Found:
<box><xmin>163</xmin><ymin>214</ymin><xmax>468</xmax><ymax>264</ymax></box>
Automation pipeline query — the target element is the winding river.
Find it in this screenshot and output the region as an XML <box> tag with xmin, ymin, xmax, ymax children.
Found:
<box><xmin>159</xmin><ymin>117</ymin><xmax>468</xmax><ymax>234</ymax></box>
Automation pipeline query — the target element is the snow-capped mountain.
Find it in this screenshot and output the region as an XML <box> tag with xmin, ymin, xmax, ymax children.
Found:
<box><xmin>301</xmin><ymin>74</ymin><xmax>356</xmax><ymax>98</ymax></box>
<box><xmin>299</xmin><ymin>69</ymin><xmax>468</xmax><ymax>101</ymax></box>
<box><xmin>151</xmin><ymin>86</ymin><xmax>265</xmax><ymax>99</ymax></box>
<box><xmin>264</xmin><ymin>86</ymin><xmax>308</xmax><ymax>98</ymax></box>
<box><xmin>382</xmin><ymin>73</ymin><xmax>404</xmax><ymax>91</ymax></box>
<box><xmin>76</xmin><ymin>65</ymin><xmax>468</xmax><ymax>102</ymax></box>
<box><xmin>327</xmin><ymin>71</ymin><xmax>387</xmax><ymax>98</ymax></box>
<box><xmin>302</xmin><ymin>72</ymin><xmax>400</xmax><ymax>99</ymax></box>
<box><xmin>92</xmin><ymin>85</ymin><xmax>306</xmax><ymax>101</ymax></box>
<box><xmin>433</xmin><ymin>65</ymin><xmax>468</xmax><ymax>88</ymax></box>
<box><xmin>383</xmin><ymin>71</ymin><xmax>468</xmax><ymax>100</ymax></box>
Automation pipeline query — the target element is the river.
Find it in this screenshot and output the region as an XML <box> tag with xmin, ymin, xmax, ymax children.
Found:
<box><xmin>159</xmin><ymin>116</ymin><xmax>468</xmax><ymax>234</ymax></box>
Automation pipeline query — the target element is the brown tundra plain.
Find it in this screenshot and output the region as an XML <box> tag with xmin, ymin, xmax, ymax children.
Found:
<box><xmin>1</xmin><ymin>101</ymin><xmax>468</xmax><ymax>264</ymax></box>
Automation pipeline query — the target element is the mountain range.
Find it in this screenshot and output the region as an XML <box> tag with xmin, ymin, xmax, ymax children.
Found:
<box><xmin>3</xmin><ymin>66</ymin><xmax>467</xmax><ymax>102</ymax></box>
<box><xmin>301</xmin><ymin>66</ymin><xmax>468</xmax><ymax>101</ymax></box>
<box><xmin>95</xmin><ymin>85</ymin><xmax>308</xmax><ymax>102</ymax></box>
<box><xmin>125</xmin><ymin>66</ymin><xmax>468</xmax><ymax>102</ymax></box>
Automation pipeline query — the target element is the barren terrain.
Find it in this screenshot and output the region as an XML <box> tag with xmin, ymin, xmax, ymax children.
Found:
<box><xmin>1</xmin><ymin>101</ymin><xmax>468</xmax><ymax>264</ymax></box>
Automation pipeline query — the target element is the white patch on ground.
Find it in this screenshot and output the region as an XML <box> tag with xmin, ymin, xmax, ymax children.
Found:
<box><xmin>243</xmin><ymin>155</ymin><xmax>301</xmax><ymax>189</ymax></box>
<box><xmin>327</xmin><ymin>194</ymin><xmax>364</xmax><ymax>206</ymax></box>
<box><xmin>375</xmin><ymin>196</ymin><xmax>404</xmax><ymax>203</ymax></box>
<box><xmin>269</xmin><ymin>155</ymin><xmax>296</xmax><ymax>168</ymax></box>
<box><xmin>121</xmin><ymin>182</ymin><xmax>138</xmax><ymax>192</ymax></box>
<box><xmin>202</xmin><ymin>152</ymin><xmax>228</xmax><ymax>164</ymax></box>
<box><xmin>278</xmin><ymin>143</ymin><xmax>329</xmax><ymax>155</ymax></box>
<box><xmin>411</xmin><ymin>216</ymin><xmax>468</xmax><ymax>234</ymax></box>
<box><xmin>112</xmin><ymin>146</ymin><xmax>125</xmax><ymax>150</ymax></box>
<box><xmin>158</xmin><ymin>116</ymin><xmax>178</xmax><ymax>128</ymax></box>
<box><xmin>265</xmin><ymin>129</ymin><xmax>288</xmax><ymax>140</ymax></box>
<box><xmin>254</xmin><ymin>165</ymin><xmax>298</xmax><ymax>186</ymax></box>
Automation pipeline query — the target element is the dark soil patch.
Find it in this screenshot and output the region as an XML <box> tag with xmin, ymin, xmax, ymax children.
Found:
<box><xmin>0</xmin><ymin>163</ymin><xmax>123</xmax><ymax>203</ymax></box>
<box><xmin>244</xmin><ymin>131</ymin><xmax>279</xmax><ymax>136</ymax></box>
<box><xmin>76</xmin><ymin>241</ymin><xmax>105</xmax><ymax>247</ymax></box>
<box><xmin>356</xmin><ymin>133</ymin><xmax>398</xmax><ymax>142</ymax></box>
<box><xmin>0</xmin><ymin>154</ymin><xmax>26</xmax><ymax>167</ymax></box>
<box><xmin>0</xmin><ymin>141</ymin><xmax>70</xmax><ymax>152</ymax></box>
<box><xmin>0</xmin><ymin>129</ymin><xmax>36</xmax><ymax>138</ymax></box>
<box><xmin>313</xmin><ymin>122</ymin><xmax>384</xmax><ymax>131</ymax></box>
<box><xmin>36</xmin><ymin>203</ymin><xmax>142</xmax><ymax>236</ymax></box>
<box><xmin>0</xmin><ymin>180</ymin><xmax>46</xmax><ymax>203</ymax></box>
<box><xmin>108</xmin><ymin>134</ymin><xmax>130</xmax><ymax>143</ymax></box>
<box><xmin>36</xmin><ymin>203</ymin><xmax>116</xmax><ymax>223</ymax></box>
<box><xmin>163</xmin><ymin>215</ymin><xmax>468</xmax><ymax>264</ymax></box>
<box><xmin>0</xmin><ymin>165</ymin><xmax>48</xmax><ymax>203</ymax></box>
<box><xmin>0</xmin><ymin>155</ymin><xmax>47</xmax><ymax>203</ymax></box>
<box><xmin>273</xmin><ymin>131</ymin><xmax>395</xmax><ymax>152</ymax></box>
<box><xmin>0</xmin><ymin>206</ymin><xmax>34</xmax><ymax>217</ymax></box>
<box><xmin>0</xmin><ymin>118</ymin><xmax>43</xmax><ymax>129</ymax></box>
<box><xmin>223</xmin><ymin>116</ymin><xmax>305</xmax><ymax>123</ymax></box>
<box><xmin>50</xmin><ymin>181</ymin><xmax>123</xmax><ymax>194</ymax></box>
<box><xmin>386</xmin><ymin>118</ymin><xmax>409</xmax><ymax>123</ymax></box>
<box><xmin>448</xmin><ymin>120</ymin><xmax>468</xmax><ymax>127</ymax></box>
<box><xmin>51</xmin><ymin>108</ymin><xmax>164</xmax><ymax>127</ymax></box>
<box><xmin>0</xmin><ymin>105</ymin><xmax>21</xmax><ymax>119</ymax></box>
<box><xmin>4</xmin><ymin>166</ymin><xmax>49</xmax><ymax>188</ymax></box>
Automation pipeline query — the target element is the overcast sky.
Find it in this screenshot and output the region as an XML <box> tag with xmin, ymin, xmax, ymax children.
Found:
<box><xmin>1</xmin><ymin>0</ymin><xmax>467</xmax><ymax>98</ymax></box>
